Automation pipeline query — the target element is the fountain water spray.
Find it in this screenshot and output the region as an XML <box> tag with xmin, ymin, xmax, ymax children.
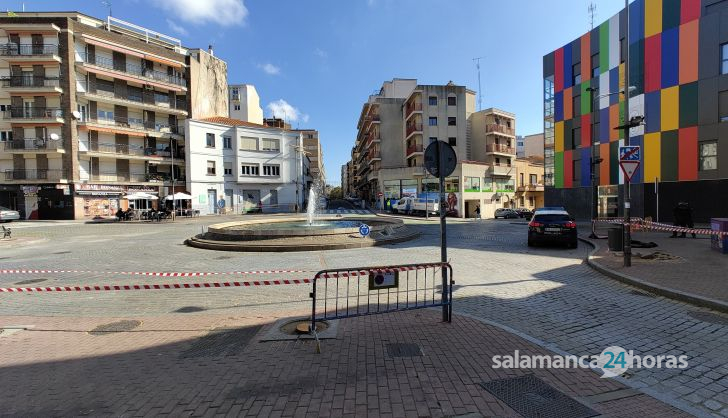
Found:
<box><xmin>306</xmin><ymin>178</ymin><xmax>324</xmax><ymax>226</ymax></box>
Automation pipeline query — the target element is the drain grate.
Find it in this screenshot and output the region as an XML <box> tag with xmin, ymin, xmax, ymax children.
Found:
<box><xmin>214</xmin><ymin>256</ymin><xmax>232</xmax><ymax>260</ymax></box>
<box><xmin>688</xmin><ymin>311</ymin><xmax>728</xmax><ymax>326</ymax></box>
<box><xmin>480</xmin><ymin>374</ymin><xmax>599</xmax><ymax>418</ymax></box>
<box><xmin>386</xmin><ymin>343</ymin><xmax>423</xmax><ymax>357</ymax></box>
<box><xmin>53</xmin><ymin>251</ymin><xmax>72</xmax><ymax>255</ymax></box>
<box><xmin>174</xmin><ymin>306</ymin><xmax>206</xmax><ymax>313</ymax></box>
<box><xmin>180</xmin><ymin>326</ymin><xmax>261</xmax><ymax>359</ymax></box>
<box><xmin>13</xmin><ymin>279</ymin><xmax>47</xmax><ymax>285</ymax></box>
<box><xmin>89</xmin><ymin>320</ymin><xmax>141</xmax><ymax>336</ymax></box>
<box><xmin>629</xmin><ymin>290</ymin><xmax>655</xmax><ymax>298</ymax></box>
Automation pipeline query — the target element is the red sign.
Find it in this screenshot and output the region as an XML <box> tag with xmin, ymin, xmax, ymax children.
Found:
<box><xmin>377</xmin><ymin>192</ymin><xmax>383</xmax><ymax>197</ymax></box>
<box><xmin>619</xmin><ymin>161</ymin><xmax>640</xmax><ymax>182</ymax></box>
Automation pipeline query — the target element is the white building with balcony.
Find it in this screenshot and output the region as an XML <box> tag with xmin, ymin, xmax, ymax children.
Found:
<box><xmin>186</xmin><ymin>117</ymin><xmax>306</xmax><ymax>215</ymax></box>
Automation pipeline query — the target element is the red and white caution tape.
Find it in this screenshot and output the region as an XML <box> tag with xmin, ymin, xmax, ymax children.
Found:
<box><xmin>593</xmin><ymin>218</ymin><xmax>728</xmax><ymax>237</ymax></box>
<box><xmin>0</xmin><ymin>278</ymin><xmax>312</xmax><ymax>293</ymax></box>
<box><xmin>0</xmin><ymin>269</ymin><xmax>310</xmax><ymax>276</ymax></box>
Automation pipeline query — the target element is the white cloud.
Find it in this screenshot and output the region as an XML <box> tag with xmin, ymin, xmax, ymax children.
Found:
<box><xmin>314</xmin><ymin>48</ymin><xmax>327</xmax><ymax>58</ymax></box>
<box><xmin>267</xmin><ymin>99</ymin><xmax>309</xmax><ymax>124</ymax></box>
<box><xmin>166</xmin><ymin>19</ymin><xmax>188</xmax><ymax>36</ymax></box>
<box><xmin>258</xmin><ymin>63</ymin><xmax>281</xmax><ymax>75</ymax></box>
<box><xmin>152</xmin><ymin>0</ymin><xmax>248</xmax><ymax>27</ymax></box>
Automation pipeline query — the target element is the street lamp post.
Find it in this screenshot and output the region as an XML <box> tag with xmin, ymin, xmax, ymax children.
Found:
<box><xmin>623</xmin><ymin>0</ymin><xmax>632</xmax><ymax>267</ymax></box>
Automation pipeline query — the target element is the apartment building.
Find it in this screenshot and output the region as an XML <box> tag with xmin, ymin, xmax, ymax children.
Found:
<box><xmin>0</xmin><ymin>12</ymin><xmax>227</xmax><ymax>220</ymax></box>
<box><xmin>517</xmin><ymin>133</ymin><xmax>545</xmax><ymax>158</ymax></box>
<box><xmin>351</xmin><ymin>79</ymin><xmax>524</xmax><ymax>217</ymax></box>
<box><xmin>228</xmin><ymin>84</ymin><xmax>263</xmax><ymax>124</ymax></box>
<box><xmin>185</xmin><ymin>116</ymin><xmax>306</xmax><ymax>215</ymax></box>
<box><xmin>514</xmin><ymin>157</ymin><xmax>545</xmax><ymax>210</ymax></box>
<box><xmin>292</xmin><ymin>129</ymin><xmax>324</xmax><ymax>182</ymax></box>
<box><xmin>543</xmin><ymin>0</ymin><xmax>728</xmax><ymax>221</ymax></box>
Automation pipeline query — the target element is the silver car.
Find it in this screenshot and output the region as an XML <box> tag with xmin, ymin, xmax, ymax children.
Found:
<box><xmin>0</xmin><ymin>206</ymin><xmax>20</xmax><ymax>222</ymax></box>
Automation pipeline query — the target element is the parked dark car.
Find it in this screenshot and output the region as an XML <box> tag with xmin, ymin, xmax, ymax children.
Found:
<box><xmin>494</xmin><ymin>208</ymin><xmax>519</xmax><ymax>219</ymax></box>
<box><xmin>514</xmin><ymin>208</ymin><xmax>533</xmax><ymax>218</ymax></box>
<box><xmin>527</xmin><ymin>210</ymin><xmax>578</xmax><ymax>248</ymax></box>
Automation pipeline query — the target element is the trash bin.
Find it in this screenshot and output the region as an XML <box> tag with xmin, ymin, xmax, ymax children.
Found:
<box><xmin>710</xmin><ymin>218</ymin><xmax>728</xmax><ymax>254</ymax></box>
<box><xmin>608</xmin><ymin>224</ymin><xmax>624</xmax><ymax>251</ymax></box>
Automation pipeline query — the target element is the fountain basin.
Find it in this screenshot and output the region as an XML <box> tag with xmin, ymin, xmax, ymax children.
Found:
<box><xmin>186</xmin><ymin>216</ymin><xmax>419</xmax><ymax>252</ymax></box>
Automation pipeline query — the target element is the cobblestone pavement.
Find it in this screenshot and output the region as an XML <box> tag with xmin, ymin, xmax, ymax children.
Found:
<box><xmin>1</xmin><ymin>216</ymin><xmax>727</xmax><ymax>416</ymax></box>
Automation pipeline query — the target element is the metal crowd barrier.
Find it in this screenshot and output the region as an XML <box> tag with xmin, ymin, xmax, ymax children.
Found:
<box><xmin>309</xmin><ymin>262</ymin><xmax>453</xmax><ymax>336</ymax></box>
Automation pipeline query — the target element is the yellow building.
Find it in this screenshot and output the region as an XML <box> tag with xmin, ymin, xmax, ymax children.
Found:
<box><xmin>513</xmin><ymin>157</ymin><xmax>545</xmax><ymax>210</ymax></box>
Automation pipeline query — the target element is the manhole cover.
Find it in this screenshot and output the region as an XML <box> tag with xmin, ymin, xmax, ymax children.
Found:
<box><xmin>89</xmin><ymin>320</ymin><xmax>141</xmax><ymax>336</ymax></box>
<box><xmin>14</xmin><ymin>279</ymin><xmax>47</xmax><ymax>285</ymax></box>
<box><xmin>279</xmin><ymin>320</ymin><xmax>329</xmax><ymax>335</ymax></box>
<box><xmin>480</xmin><ymin>374</ymin><xmax>598</xmax><ymax>418</ymax></box>
<box><xmin>629</xmin><ymin>290</ymin><xmax>655</xmax><ymax>298</ymax></box>
<box><xmin>387</xmin><ymin>343</ymin><xmax>423</xmax><ymax>357</ymax></box>
<box><xmin>688</xmin><ymin>311</ymin><xmax>728</xmax><ymax>325</ymax></box>
<box><xmin>180</xmin><ymin>326</ymin><xmax>261</xmax><ymax>358</ymax></box>
<box><xmin>174</xmin><ymin>306</ymin><xmax>206</xmax><ymax>313</ymax></box>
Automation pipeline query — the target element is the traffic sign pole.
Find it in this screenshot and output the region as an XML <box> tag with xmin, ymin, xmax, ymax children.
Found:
<box><xmin>437</xmin><ymin>141</ymin><xmax>449</xmax><ymax>322</ymax></box>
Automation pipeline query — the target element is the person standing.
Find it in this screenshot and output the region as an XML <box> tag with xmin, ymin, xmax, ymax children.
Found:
<box><xmin>475</xmin><ymin>204</ymin><xmax>481</xmax><ymax>221</ymax></box>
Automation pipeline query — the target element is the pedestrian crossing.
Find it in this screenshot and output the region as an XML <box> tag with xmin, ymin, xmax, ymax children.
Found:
<box><xmin>322</xmin><ymin>209</ymin><xmax>371</xmax><ymax>215</ymax></box>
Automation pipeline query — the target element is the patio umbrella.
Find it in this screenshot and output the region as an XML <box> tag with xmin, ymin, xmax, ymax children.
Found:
<box><xmin>123</xmin><ymin>192</ymin><xmax>159</xmax><ymax>200</ymax></box>
<box><xmin>165</xmin><ymin>192</ymin><xmax>192</xmax><ymax>200</ymax></box>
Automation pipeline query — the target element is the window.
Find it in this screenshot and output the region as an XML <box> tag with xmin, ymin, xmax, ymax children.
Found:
<box><xmin>572</xmin><ymin>127</ymin><xmax>581</xmax><ymax>149</ymax></box>
<box><xmin>0</xmin><ymin>104</ymin><xmax>9</xmax><ymax>112</ymax></box>
<box><xmin>520</xmin><ymin>173</ymin><xmax>525</xmax><ymax>186</ymax></box>
<box><xmin>0</xmin><ymin>131</ymin><xmax>11</xmax><ymax>142</ymax></box>
<box><xmin>572</xmin><ymin>95</ymin><xmax>581</xmax><ymax>117</ymax></box>
<box><xmin>447</xmin><ymin>96</ymin><xmax>456</xmax><ymax>106</ymax></box>
<box><xmin>428</xmin><ymin>96</ymin><xmax>437</xmax><ymax>106</ymax></box>
<box><xmin>448</xmin><ymin>137</ymin><xmax>456</xmax><ymax>146</ymax></box>
<box><xmin>572</xmin><ymin>159</ymin><xmax>581</xmax><ymax>184</ymax></box>
<box><xmin>98</xmin><ymin>110</ymin><xmax>113</xmax><ymax>121</ymax></box>
<box><xmin>241</xmin><ymin>164</ymin><xmax>259</xmax><ymax>176</ymax></box>
<box><xmin>428</xmin><ymin>117</ymin><xmax>438</xmax><ymax>126</ymax></box>
<box><xmin>591</xmin><ymin>53</ymin><xmax>600</xmax><ymax>78</ymax></box>
<box><xmin>263</xmin><ymin>164</ymin><xmax>280</xmax><ymax>176</ymax></box>
<box><xmin>620</xmin><ymin>37</ymin><xmax>627</xmax><ymax>64</ymax></box>
<box><xmin>206</xmin><ymin>133</ymin><xmax>215</xmax><ymax>148</ymax></box>
<box><xmin>240</xmin><ymin>136</ymin><xmax>257</xmax><ymax>150</ymax></box>
<box><xmin>720</xmin><ymin>91</ymin><xmax>728</xmax><ymax>122</ymax></box>
<box><xmin>223</xmin><ymin>161</ymin><xmax>233</xmax><ymax>176</ymax></box>
<box><xmin>529</xmin><ymin>196</ymin><xmax>534</xmax><ymax>207</ymax></box>
<box><xmin>234</xmin><ymin>104</ymin><xmax>240</xmax><ymax>111</ymax></box>
<box><xmin>269</xmin><ymin>189</ymin><xmax>278</xmax><ymax>205</ymax></box>
<box><xmin>448</xmin><ymin>117</ymin><xmax>456</xmax><ymax>126</ymax></box>
<box><xmin>520</xmin><ymin>197</ymin><xmax>525</xmax><ymax>206</ymax></box>
<box><xmin>530</xmin><ymin>174</ymin><xmax>538</xmax><ymax>185</ymax></box>
<box><xmin>722</xmin><ymin>44</ymin><xmax>728</xmax><ymax>75</ymax></box>
<box><xmin>206</xmin><ymin>160</ymin><xmax>216</xmax><ymax>175</ymax></box>
<box><xmin>572</xmin><ymin>62</ymin><xmax>581</xmax><ymax>85</ymax></box>
<box><xmin>700</xmin><ymin>142</ymin><xmax>718</xmax><ymax>171</ymax></box>
<box><xmin>261</xmin><ymin>138</ymin><xmax>280</xmax><ymax>152</ymax></box>
<box><xmin>223</xmin><ymin>136</ymin><xmax>232</xmax><ymax>149</ymax></box>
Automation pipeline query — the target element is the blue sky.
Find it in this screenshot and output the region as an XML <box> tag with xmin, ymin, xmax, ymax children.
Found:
<box><xmin>13</xmin><ymin>0</ymin><xmax>625</xmax><ymax>185</ymax></box>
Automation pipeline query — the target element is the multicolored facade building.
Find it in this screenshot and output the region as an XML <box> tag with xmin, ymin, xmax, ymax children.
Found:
<box><xmin>543</xmin><ymin>0</ymin><xmax>728</xmax><ymax>221</ymax></box>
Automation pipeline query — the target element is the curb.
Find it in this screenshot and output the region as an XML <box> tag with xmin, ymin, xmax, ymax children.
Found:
<box><xmin>578</xmin><ymin>237</ymin><xmax>728</xmax><ymax>314</ymax></box>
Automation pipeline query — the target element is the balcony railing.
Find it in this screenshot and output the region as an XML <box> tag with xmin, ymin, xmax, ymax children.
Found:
<box><xmin>0</xmin><ymin>44</ymin><xmax>59</xmax><ymax>56</ymax></box>
<box><xmin>78</xmin><ymin>52</ymin><xmax>186</xmax><ymax>87</ymax></box>
<box><xmin>406</xmin><ymin>123</ymin><xmax>423</xmax><ymax>137</ymax></box>
<box><xmin>517</xmin><ymin>183</ymin><xmax>545</xmax><ymax>192</ymax></box>
<box><xmin>4</xmin><ymin>138</ymin><xmax>64</xmax><ymax>151</ymax></box>
<box><xmin>486</xmin><ymin>124</ymin><xmax>515</xmax><ymax>136</ymax></box>
<box><xmin>368</xmin><ymin>149</ymin><xmax>381</xmax><ymax>159</ymax></box>
<box><xmin>80</xmin><ymin>83</ymin><xmax>187</xmax><ymax>111</ymax></box>
<box><xmin>406</xmin><ymin>144</ymin><xmax>423</xmax><ymax>156</ymax></box>
<box><xmin>2</xmin><ymin>107</ymin><xmax>63</xmax><ymax>120</ymax></box>
<box><xmin>85</xmin><ymin>116</ymin><xmax>183</xmax><ymax>135</ymax></box>
<box><xmin>486</xmin><ymin>143</ymin><xmax>515</xmax><ymax>154</ymax></box>
<box><xmin>89</xmin><ymin>172</ymin><xmax>174</xmax><ymax>183</ymax></box>
<box><xmin>85</xmin><ymin>142</ymin><xmax>184</xmax><ymax>159</ymax></box>
<box><xmin>4</xmin><ymin>169</ymin><xmax>67</xmax><ymax>181</ymax></box>
<box><xmin>405</xmin><ymin>103</ymin><xmax>422</xmax><ymax>118</ymax></box>
<box><xmin>1</xmin><ymin>76</ymin><xmax>61</xmax><ymax>88</ymax></box>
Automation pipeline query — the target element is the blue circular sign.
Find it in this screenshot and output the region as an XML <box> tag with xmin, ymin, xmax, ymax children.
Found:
<box><xmin>217</xmin><ymin>199</ymin><xmax>225</xmax><ymax>209</ymax></box>
<box><xmin>359</xmin><ymin>224</ymin><xmax>370</xmax><ymax>237</ymax></box>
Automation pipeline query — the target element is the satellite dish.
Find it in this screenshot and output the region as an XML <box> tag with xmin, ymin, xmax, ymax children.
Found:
<box><xmin>49</xmin><ymin>133</ymin><xmax>60</xmax><ymax>141</ymax></box>
<box><xmin>71</xmin><ymin>110</ymin><xmax>82</xmax><ymax>120</ymax></box>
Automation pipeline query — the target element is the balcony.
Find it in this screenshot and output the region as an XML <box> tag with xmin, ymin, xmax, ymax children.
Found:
<box><xmin>2</xmin><ymin>107</ymin><xmax>64</xmax><ymax>124</ymax></box>
<box><xmin>368</xmin><ymin>149</ymin><xmax>381</xmax><ymax>160</ymax></box>
<box><xmin>1</xmin><ymin>76</ymin><xmax>62</xmax><ymax>93</ymax></box>
<box><xmin>488</xmin><ymin>164</ymin><xmax>514</xmax><ymax>177</ymax></box>
<box><xmin>77</xmin><ymin>52</ymin><xmax>186</xmax><ymax>89</ymax></box>
<box><xmin>406</xmin><ymin>123</ymin><xmax>423</xmax><ymax>139</ymax></box>
<box><xmin>3</xmin><ymin>138</ymin><xmax>65</xmax><ymax>153</ymax></box>
<box><xmin>0</xmin><ymin>44</ymin><xmax>61</xmax><ymax>62</ymax></box>
<box><xmin>88</xmin><ymin>172</ymin><xmax>178</xmax><ymax>184</ymax></box>
<box><xmin>406</xmin><ymin>144</ymin><xmax>423</xmax><ymax>157</ymax></box>
<box><xmin>405</xmin><ymin>102</ymin><xmax>422</xmax><ymax>119</ymax></box>
<box><xmin>79</xmin><ymin>84</ymin><xmax>187</xmax><ymax>115</ymax></box>
<box><xmin>486</xmin><ymin>143</ymin><xmax>516</xmax><ymax>155</ymax></box>
<box><xmin>4</xmin><ymin>169</ymin><xmax>67</xmax><ymax>182</ymax></box>
<box><xmin>81</xmin><ymin>142</ymin><xmax>184</xmax><ymax>161</ymax></box>
<box><xmin>517</xmin><ymin>183</ymin><xmax>545</xmax><ymax>192</ymax></box>
<box><xmin>486</xmin><ymin>124</ymin><xmax>515</xmax><ymax>136</ymax></box>
<box><xmin>80</xmin><ymin>116</ymin><xmax>183</xmax><ymax>138</ymax></box>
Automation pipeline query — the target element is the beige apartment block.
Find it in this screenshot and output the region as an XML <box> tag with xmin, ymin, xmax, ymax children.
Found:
<box><xmin>513</xmin><ymin>157</ymin><xmax>545</xmax><ymax>210</ymax></box>
<box><xmin>292</xmin><ymin>129</ymin><xmax>324</xmax><ymax>182</ymax></box>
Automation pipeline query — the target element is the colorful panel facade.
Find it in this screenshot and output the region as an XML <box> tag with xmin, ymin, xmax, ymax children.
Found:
<box><xmin>544</xmin><ymin>0</ymin><xmax>709</xmax><ymax>189</ymax></box>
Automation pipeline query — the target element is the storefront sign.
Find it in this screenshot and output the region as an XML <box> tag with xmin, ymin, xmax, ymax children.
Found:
<box><xmin>21</xmin><ymin>186</ymin><xmax>39</xmax><ymax>196</ymax></box>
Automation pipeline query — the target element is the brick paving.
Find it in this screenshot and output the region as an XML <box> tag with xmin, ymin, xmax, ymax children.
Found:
<box><xmin>587</xmin><ymin>230</ymin><xmax>728</xmax><ymax>306</ymax></box>
<box><xmin>0</xmin><ymin>311</ymin><xmax>690</xmax><ymax>417</ymax></box>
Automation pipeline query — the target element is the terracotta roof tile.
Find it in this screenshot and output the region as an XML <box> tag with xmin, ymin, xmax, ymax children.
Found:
<box><xmin>198</xmin><ymin>116</ymin><xmax>281</xmax><ymax>130</ymax></box>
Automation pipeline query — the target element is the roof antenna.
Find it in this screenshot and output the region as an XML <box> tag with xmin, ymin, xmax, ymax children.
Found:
<box><xmin>101</xmin><ymin>1</ymin><xmax>112</xmax><ymax>17</ymax></box>
<box><xmin>588</xmin><ymin>2</ymin><xmax>597</xmax><ymax>30</ymax></box>
<box><xmin>472</xmin><ymin>56</ymin><xmax>485</xmax><ymax>111</ymax></box>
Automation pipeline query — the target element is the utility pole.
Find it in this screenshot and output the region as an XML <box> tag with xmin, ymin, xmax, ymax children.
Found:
<box><xmin>623</xmin><ymin>0</ymin><xmax>632</xmax><ymax>267</ymax></box>
<box><xmin>473</xmin><ymin>56</ymin><xmax>485</xmax><ymax>111</ymax></box>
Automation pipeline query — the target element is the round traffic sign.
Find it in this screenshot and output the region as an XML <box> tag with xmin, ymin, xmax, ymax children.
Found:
<box><xmin>424</xmin><ymin>141</ymin><xmax>457</xmax><ymax>178</ymax></box>
<box><xmin>377</xmin><ymin>192</ymin><xmax>383</xmax><ymax>197</ymax></box>
<box><xmin>359</xmin><ymin>224</ymin><xmax>371</xmax><ymax>237</ymax></box>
